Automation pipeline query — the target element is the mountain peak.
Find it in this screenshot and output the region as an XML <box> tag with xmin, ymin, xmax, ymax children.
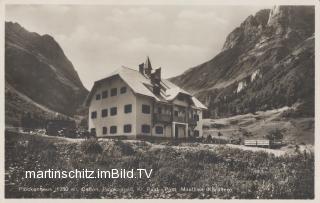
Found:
<box><xmin>267</xmin><ymin>5</ymin><xmax>315</xmax><ymax>37</ymax></box>
<box><xmin>5</xmin><ymin>21</ymin><xmax>88</xmax><ymax>118</ymax></box>
<box><xmin>222</xmin><ymin>9</ymin><xmax>270</xmax><ymax>51</ymax></box>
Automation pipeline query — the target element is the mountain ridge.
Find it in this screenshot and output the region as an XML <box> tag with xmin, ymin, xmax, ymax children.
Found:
<box><xmin>5</xmin><ymin>21</ymin><xmax>89</xmax><ymax>125</ymax></box>
<box><xmin>170</xmin><ymin>6</ymin><xmax>314</xmax><ymax>118</ymax></box>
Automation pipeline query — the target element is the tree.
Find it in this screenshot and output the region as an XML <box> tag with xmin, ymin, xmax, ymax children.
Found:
<box><xmin>249</xmin><ymin>98</ymin><xmax>257</xmax><ymax>114</ymax></box>
<box><xmin>206</xmin><ymin>134</ymin><xmax>212</xmax><ymax>143</ymax></box>
<box><xmin>218</xmin><ymin>131</ymin><xmax>223</xmax><ymax>144</ymax></box>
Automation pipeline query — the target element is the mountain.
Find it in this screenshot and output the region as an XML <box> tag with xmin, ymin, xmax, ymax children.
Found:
<box><xmin>170</xmin><ymin>6</ymin><xmax>314</xmax><ymax>118</ymax></box>
<box><xmin>5</xmin><ymin>22</ymin><xmax>89</xmax><ymax>125</ymax></box>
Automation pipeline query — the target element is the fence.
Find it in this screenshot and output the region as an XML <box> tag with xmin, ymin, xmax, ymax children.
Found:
<box><xmin>244</xmin><ymin>139</ymin><xmax>270</xmax><ymax>147</ymax></box>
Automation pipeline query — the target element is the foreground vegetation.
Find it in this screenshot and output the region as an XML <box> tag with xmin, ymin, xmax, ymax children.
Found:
<box><xmin>5</xmin><ymin>131</ymin><xmax>314</xmax><ymax>199</ymax></box>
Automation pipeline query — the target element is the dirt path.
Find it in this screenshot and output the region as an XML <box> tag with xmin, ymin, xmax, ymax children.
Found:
<box><xmin>225</xmin><ymin>144</ymin><xmax>287</xmax><ymax>157</ymax></box>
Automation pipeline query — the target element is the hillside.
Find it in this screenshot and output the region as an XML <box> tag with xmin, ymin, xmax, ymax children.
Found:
<box><xmin>170</xmin><ymin>6</ymin><xmax>314</xmax><ymax>118</ymax></box>
<box><xmin>203</xmin><ymin>106</ymin><xmax>314</xmax><ymax>145</ymax></box>
<box><xmin>5</xmin><ymin>22</ymin><xmax>89</xmax><ymax>124</ymax></box>
<box><xmin>5</xmin><ymin>82</ymin><xmax>71</xmax><ymax>126</ymax></box>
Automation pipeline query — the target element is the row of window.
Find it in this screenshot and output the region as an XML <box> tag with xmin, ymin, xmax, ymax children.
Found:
<box><xmin>92</xmin><ymin>108</ymin><xmax>198</xmax><ymax>120</ymax></box>
<box><xmin>96</xmin><ymin>86</ymin><xmax>127</xmax><ymax>100</ymax></box>
<box><xmin>91</xmin><ymin>104</ymin><xmax>151</xmax><ymax>119</ymax></box>
<box><xmin>91</xmin><ymin>125</ymin><xmax>163</xmax><ymax>135</ymax></box>
<box><xmin>102</xmin><ymin>124</ymin><xmax>132</xmax><ymax>134</ymax></box>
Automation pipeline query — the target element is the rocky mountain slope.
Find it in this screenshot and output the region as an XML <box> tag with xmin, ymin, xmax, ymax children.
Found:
<box><xmin>170</xmin><ymin>6</ymin><xmax>314</xmax><ymax>118</ymax></box>
<box><xmin>5</xmin><ymin>22</ymin><xmax>88</xmax><ymax>125</ymax></box>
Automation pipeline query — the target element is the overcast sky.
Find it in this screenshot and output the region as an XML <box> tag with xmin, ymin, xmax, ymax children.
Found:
<box><xmin>6</xmin><ymin>4</ymin><xmax>271</xmax><ymax>90</ymax></box>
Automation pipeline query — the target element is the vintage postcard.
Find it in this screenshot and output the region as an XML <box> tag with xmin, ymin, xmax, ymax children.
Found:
<box><xmin>1</xmin><ymin>0</ymin><xmax>319</xmax><ymax>201</ymax></box>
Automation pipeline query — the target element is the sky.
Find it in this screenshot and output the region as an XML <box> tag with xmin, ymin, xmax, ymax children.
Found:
<box><xmin>5</xmin><ymin>4</ymin><xmax>271</xmax><ymax>90</ymax></box>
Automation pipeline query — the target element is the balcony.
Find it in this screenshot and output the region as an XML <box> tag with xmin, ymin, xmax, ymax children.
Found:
<box><xmin>173</xmin><ymin>116</ymin><xmax>186</xmax><ymax>123</ymax></box>
<box><xmin>154</xmin><ymin>114</ymin><xmax>172</xmax><ymax>123</ymax></box>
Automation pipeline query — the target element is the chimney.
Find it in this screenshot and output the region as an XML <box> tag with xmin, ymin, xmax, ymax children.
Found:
<box><xmin>139</xmin><ymin>63</ymin><xmax>144</xmax><ymax>74</ymax></box>
<box><xmin>144</xmin><ymin>56</ymin><xmax>152</xmax><ymax>77</ymax></box>
<box><xmin>151</xmin><ymin>68</ymin><xmax>161</xmax><ymax>95</ymax></box>
<box><xmin>154</xmin><ymin>68</ymin><xmax>161</xmax><ymax>82</ymax></box>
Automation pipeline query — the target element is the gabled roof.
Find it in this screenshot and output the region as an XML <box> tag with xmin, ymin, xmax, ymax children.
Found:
<box><xmin>85</xmin><ymin>66</ymin><xmax>207</xmax><ymax>110</ymax></box>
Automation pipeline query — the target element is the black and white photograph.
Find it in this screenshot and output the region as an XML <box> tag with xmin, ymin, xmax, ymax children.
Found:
<box><xmin>2</xmin><ymin>0</ymin><xmax>318</xmax><ymax>200</ymax></box>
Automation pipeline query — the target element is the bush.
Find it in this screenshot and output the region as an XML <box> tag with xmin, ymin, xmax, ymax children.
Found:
<box><xmin>80</xmin><ymin>138</ymin><xmax>103</xmax><ymax>154</ymax></box>
<box><xmin>103</xmin><ymin>140</ymin><xmax>135</xmax><ymax>157</ymax></box>
<box><xmin>266</xmin><ymin>128</ymin><xmax>284</xmax><ymax>141</ymax></box>
<box><xmin>114</xmin><ymin>140</ymin><xmax>135</xmax><ymax>156</ymax></box>
<box><xmin>240</xmin><ymin>128</ymin><xmax>253</xmax><ymax>137</ymax></box>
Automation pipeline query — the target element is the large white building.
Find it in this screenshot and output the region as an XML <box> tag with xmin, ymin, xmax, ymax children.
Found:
<box><xmin>85</xmin><ymin>57</ymin><xmax>207</xmax><ymax>139</ymax></box>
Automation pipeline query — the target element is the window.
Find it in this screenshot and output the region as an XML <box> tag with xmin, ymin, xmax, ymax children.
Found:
<box><xmin>141</xmin><ymin>125</ymin><xmax>150</xmax><ymax>133</ymax></box>
<box><xmin>142</xmin><ymin>104</ymin><xmax>150</xmax><ymax>114</ymax></box>
<box><xmin>157</xmin><ymin>107</ymin><xmax>162</xmax><ymax>114</ymax></box>
<box><xmin>102</xmin><ymin>90</ymin><xmax>108</xmax><ymax>99</ymax></box>
<box><xmin>110</xmin><ymin>126</ymin><xmax>117</xmax><ymax>134</ymax></box>
<box><xmin>110</xmin><ymin>107</ymin><xmax>117</xmax><ymax>116</ymax></box>
<box><xmin>174</xmin><ymin>111</ymin><xmax>178</xmax><ymax>117</ymax></box>
<box><xmin>101</xmin><ymin>109</ymin><xmax>108</xmax><ymax>117</ymax></box>
<box><xmin>124</xmin><ymin>104</ymin><xmax>132</xmax><ymax>113</ymax></box>
<box><xmin>96</xmin><ymin>94</ymin><xmax>101</xmax><ymax>100</ymax></box>
<box><xmin>155</xmin><ymin>126</ymin><xmax>163</xmax><ymax>134</ymax></box>
<box><xmin>90</xmin><ymin>128</ymin><xmax>96</xmax><ymax>136</ymax></box>
<box><xmin>91</xmin><ymin>111</ymin><xmax>97</xmax><ymax>119</ymax></box>
<box><xmin>111</xmin><ymin>88</ymin><xmax>117</xmax><ymax>96</ymax></box>
<box><xmin>102</xmin><ymin>127</ymin><xmax>107</xmax><ymax>135</ymax></box>
<box><xmin>123</xmin><ymin>124</ymin><xmax>132</xmax><ymax>133</ymax></box>
<box><xmin>120</xmin><ymin>86</ymin><xmax>127</xmax><ymax>94</ymax></box>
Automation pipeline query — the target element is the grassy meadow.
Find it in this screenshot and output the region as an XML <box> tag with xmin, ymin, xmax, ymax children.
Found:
<box><xmin>5</xmin><ymin>131</ymin><xmax>314</xmax><ymax>199</ymax></box>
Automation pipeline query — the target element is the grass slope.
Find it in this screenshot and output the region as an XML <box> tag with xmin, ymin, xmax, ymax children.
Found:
<box><xmin>203</xmin><ymin>106</ymin><xmax>314</xmax><ymax>144</ymax></box>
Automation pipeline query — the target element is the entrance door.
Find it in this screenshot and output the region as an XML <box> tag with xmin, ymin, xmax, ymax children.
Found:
<box><xmin>175</xmin><ymin>125</ymin><xmax>179</xmax><ymax>139</ymax></box>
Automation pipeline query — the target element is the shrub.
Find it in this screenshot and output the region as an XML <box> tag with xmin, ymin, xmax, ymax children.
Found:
<box><xmin>266</xmin><ymin>128</ymin><xmax>284</xmax><ymax>141</ymax></box>
<box><xmin>80</xmin><ymin>138</ymin><xmax>102</xmax><ymax>154</ymax></box>
<box><xmin>114</xmin><ymin>140</ymin><xmax>135</xmax><ymax>156</ymax></box>
<box><xmin>104</xmin><ymin>140</ymin><xmax>135</xmax><ymax>157</ymax></box>
<box><xmin>240</xmin><ymin>128</ymin><xmax>253</xmax><ymax>137</ymax></box>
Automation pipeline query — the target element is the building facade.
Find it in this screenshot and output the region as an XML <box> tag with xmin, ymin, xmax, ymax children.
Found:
<box><xmin>85</xmin><ymin>57</ymin><xmax>207</xmax><ymax>139</ymax></box>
